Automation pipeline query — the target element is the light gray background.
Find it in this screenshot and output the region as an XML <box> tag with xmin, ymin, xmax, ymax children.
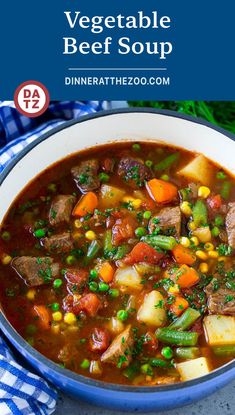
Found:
<box><xmin>55</xmin><ymin>101</ymin><xmax>234</xmax><ymax>414</ymax></box>
<box><xmin>55</xmin><ymin>380</ymin><xmax>235</xmax><ymax>415</ymax></box>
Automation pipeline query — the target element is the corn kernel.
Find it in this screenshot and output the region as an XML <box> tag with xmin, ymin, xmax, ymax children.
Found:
<box><xmin>51</xmin><ymin>324</ymin><xmax>60</xmax><ymax>334</ymax></box>
<box><xmin>198</xmin><ymin>186</ymin><xmax>211</xmax><ymax>199</ymax></box>
<box><xmin>208</xmin><ymin>250</ymin><xmax>219</xmax><ymax>259</ymax></box>
<box><xmin>199</xmin><ymin>262</ymin><xmax>209</xmax><ymax>273</ymax></box>
<box><xmin>1</xmin><ymin>254</ymin><xmax>12</xmax><ymax>265</ymax></box>
<box><xmin>168</xmin><ymin>284</ymin><xmax>180</xmax><ymax>294</ymax></box>
<box><xmin>122</xmin><ymin>196</ymin><xmax>135</xmax><ymax>203</ymax></box>
<box><xmin>204</xmin><ymin>243</ymin><xmax>214</xmax><ymax>251</ymax></box>
<box><xmin>196</xmin><ymin>250</ymin><xmax>208</xmax><ymax>260</ymax></box>
<box><xmin>52</xmin><ymin>311</ymin><xmax>63</xmax><ymax>322</ymax></box>
<box><xmin>190</xmin><ymin>236</ymin><xmax>199</xmax><ymax>246</ymax></box>
<box><xmin>26</xmin><ymin>289</ymin><xmax>36</xmax><ymax>301</ymax></box>
<box><xmin>85</xmin><ymin>230</ymin><xmax>96</xmax><ymax>241</ymax></box>
<box><xmin>218</xmin><ymin>256</ymin><xmax>227</xmax><ymax>262</ymax></box>
<box><xmin>74</xmin><ymin>219</ymin><xmax>82</xmax><ymax>229</ymax></box>
<box><xmin>180</xmin><ymin>237</ymin><xmax>190</xmax><ymax>248</ymax></box>
<box><xmin>180</xmin><ymin>201</ymin><xmax>192</xmax><ymax>216</ymax></box>
<box><xmin>132</xmin><ymin>199</ymin><xmax>142</xmax><ymax>209</ymax></box>
<box><xmin>72</xmin><ymin>231</ymin><xmax>82</xmax><ymax>240</ymax></box>
<box><xmin>188</xmin><ymin>221</ymin><xmax>196</xmax><ymax>231</ymax></box>
<box><xmin>64</xmin><ymin>312</ymin><xmax>77</xmax><ymax>325</ymax></box>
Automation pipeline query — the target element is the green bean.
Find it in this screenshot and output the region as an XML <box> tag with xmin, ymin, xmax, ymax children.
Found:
<box><xmin>220</xmin><ymin>181</ymin><xmax>232</xmax><ymax>200</ymax></box>
<box><xmin>192</xmin><ymin>200</ymin><xmax>208</xmax><ymax>227</ymax></box>
<box><xmin>175</xmin><ymin>347</ymin><xmax>200</xmax><ymax>359</ymax></box>
<box><xmin>103</xmin><ymin>230</ymin><xmax>113</xmax><ymax>254</ymax></box>
<box><xmin>154</xmin><ymin>152</ymin><xmax>180</xmax><ymax>171</ymax></box>
<box><xmin>168</xmin><ymin>308</ymin><xmax>201</xmax><ymax>331</ymax></box>
<box><xmin>86</xmin><ymin>240</ymin><xmax>101</xmax><ymax>260</ymax></box>
<box><xmin>113</xmin><ymin>245</ymin><xmax>129</xmax><ymax>260</ymax></box>
<box><xmin>141</xmin><ymin>235</ymin><xmax>176</xmax><ymax>250</ymax></box>
<box><xmin>156</xmin><ymin>328</ymin><xmax>198</xmax><ymax>346</ymax></box>
<box><xmin>149</xmin><ymin>358</ymin><xmax>173</xmax><ymax>368</ymax></box>
<box><xmin>212</xmin><ymin>345</ymin><xmax>235</xmax><ymax>357</ymax></box>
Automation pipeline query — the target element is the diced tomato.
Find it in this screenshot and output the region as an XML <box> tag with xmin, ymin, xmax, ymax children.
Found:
<box><xmin>88</xmin><ymin>327</ymin><xmax>110</xmax><ymax>352</ymax></box>
<box><xmin>207</xmin><ymin>194</ymin><xmax>222</xmax><ymax>210</ymax></box>
<box><xmin>143</xmin><ymin>331</ymin><xmax>158</xmax><ymax>354</ymax></box>
<box><xmin>123</xmin><ymin>242</ymin><xmax>164</xmax><ymax>265</ymax></box>
<box><xmin>190</xmin><ymin>318</ymin><xmax>203</xmax><ymax>335</ymax></box>
<box><xmin>73</xmin><ymin>293</ymin><xmax>102</xmax><ymax>317</ymax></box>
<box><xmin>65</xmin><ymin>269</ymin><xmax>88</xmax><ymax>295</ymax></box>
<box><xmin>112</xmin><ymin>216</ymin><xmax>137</xmax><ymax>246</ymax></box>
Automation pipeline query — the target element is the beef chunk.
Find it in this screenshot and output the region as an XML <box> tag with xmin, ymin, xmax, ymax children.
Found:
<box><xmin>226</xmin><ymin>202</ymin><xmax>235</xmax><ymax>248</ymax></box>
<box><xmin>49</xmin><ymin>195</ymin><xmax>75</xmax><ymax>226</ymax></box>
<box><xmin>71</xmin><ymin>159</ymin><xmax>100</xmax><ymax>193</ymax></box>
<box><xmin>101</xmin><ymin>325</ymin><xmax>134</xmax><ymax>367</ymax></box>
<box><xmin>43</xmin><ymin>232</ymin><xmax>74</xmax><ymax>253</ymax></box>
<box><xmin>149</xmin><ymin>206</ymin><xmax>181</xmax><ymax>237</ymax></box>
<box><xmin>11</xmin><ymin>256</ymin><xmax>59</xmax><ymax>286</ymax></box>
<box><xmin>117</xmin><ymin>157</ymin><xmax>152</xmax><ymax>189</ymax></box>
<box><xmin>205</xmin><ymin>279</ymin><xmax>235</xmax><ymax>315</ymax></box>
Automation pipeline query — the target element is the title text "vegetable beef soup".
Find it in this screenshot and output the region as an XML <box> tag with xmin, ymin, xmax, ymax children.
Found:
<box><xmin>1</xmin><ymin>142</ymin><xmax>235</xmax><ymax>386</ymax></box>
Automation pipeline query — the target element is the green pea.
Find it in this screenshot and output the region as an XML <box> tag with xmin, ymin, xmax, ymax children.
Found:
<box><xmin>89</xmin><ymin>269</ymin><xmax>98</xmax><ymax>279</ymax></box>
<box><xmin>117</xmin><ymin>309</ymin><xmax>129</xmax><ymax>321</ymax></box>
<box><xmin>26</xmin><ymin>324</ymin><xmax>37</xmax><ymax>335</ymax></box>
<box><xmin>160</xmin><ymin>174</ymin><xmax>169</xmax><ymax>181</ymax></box>
<box><xmin>211</xmin><ymin>226</ymin><xmax>220</xmax><ymax>237</ymax></box>
<box><xmin>53</xmin><ymin>279</ymin><xmax>63</xmax><ymax>289</ymax></box>
<box><xmin>132</xmin><ymin>143</ymin><xmax>141</xmax><ymax>152</ymax></box>
<box><xmin>34</xmin><ymin>229</ymin><xmax>46</xmax><ymax>238</ymax></box>
<box><xmin>99</xmin><ymin>172</ymin><xmax>110</xmax><ymax>183</ymax></box>
<box><xmin>135</xmin><ymin>227</ymin><xmax>147</xmax><ymax>238</ymax></box>
<box><xmin>216</xmin><ymin>171</ymin><xmax>227</xmax><ymax>180</ymax></box>
<box><xmin>89</xmin><ymin>281</ymin><xmax>98</xmax><ymax>292</ymax></box>
<box><xmin>215</xmin><ymin>215</ymin><xmax>224</xmax><ymax>227</ymax></box>
<box><xmin>143</xmin><ymin>211</ymin><xmax>151</xmax><ymax>220</ymax></box>
<box><xmin>145</xmin><ymin>160</ymin><xmax>153</xmax><ymax>168</ymax></box>
<box><xmin>47</xmin><ymin>183</ymin><xmax>57</xmax><ymax>192</ymax></box>
<box><xmin>140</xmin><ymin>363</ymin><xmax>153</xmax><ymax>376</ymax></box>
<box><xmin>51</xmin><ymin>303</ymin><xmax>60</xmax><ymax>312</ymax></box>
<box><xmin>80</xmin><ymin>359</ymin><xmax>90</xmax><ymax>369</ymax></box>
<box><xmin>161</xmin><ymin>346</ymin><xmax>173</xmax><ymax>359</ymax></box>
<box><xmin>109</xmin><ymin>288</ymin><xmax>120</xmax><ymax>298</ymax></box>
<box><xmin>66</xmin><ymin>255</ymin><xmax>76</xmax><ymax>265</ymax></box>
<box><xmin>1</xmin><ymin>231</ymin><xmax>11</xmax><ymax>241</ymax></box>
<box><xmin>98</xmin><ymin>282</ymin><xmax>109</xmax><ymax>292</ymax></box>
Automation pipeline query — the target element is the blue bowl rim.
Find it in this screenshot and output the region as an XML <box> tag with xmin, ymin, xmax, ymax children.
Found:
<box><xmin>0</xmin><ymin>106</ymin><xmax>235</xmax><ymax>393</ymax></box>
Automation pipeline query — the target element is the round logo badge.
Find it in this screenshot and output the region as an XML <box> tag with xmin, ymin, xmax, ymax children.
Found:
<box><xmin>14</xmin><ymin>80</ymin><xmax>50</xmax><ymax>117</ymax></box>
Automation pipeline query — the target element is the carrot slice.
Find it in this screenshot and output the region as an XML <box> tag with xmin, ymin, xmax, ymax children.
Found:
<box><xmin>99</xmin><ymin>261</ymin><xmax>115</xmax><ymax>283</ymax></box>
<box><xmin>146</xmin><ymin>178</ymin><xmax>178</xmax><ymax>204</ymax></box>
<box><xmin>72</xmin><ymin>192</ymin><xmax>98</xmax><ymax>217</ymax></box>
<box><xmin>173</xmin><ymin>264</ymin><xmax>199</xmax><ymax>288</ymax></box>
<box><xmin>172</xmin><ymin>244</ymin><xmax>196</xmax><ymax>265</ymax></box>
<box><xmin>170</xmin><ymin>296</ymin><xmax>189</xmax><ymax>316</ymax></box>
<box><xmin>33</xmin><ymin>305</ymin><xmax>50</xmax><ymax>330</ymax></box>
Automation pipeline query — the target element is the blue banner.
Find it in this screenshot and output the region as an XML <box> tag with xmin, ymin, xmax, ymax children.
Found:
<box><xmin>0</xmin><ymin>0</ymin><xmax>234</xmax><ymax>100</ymax></box>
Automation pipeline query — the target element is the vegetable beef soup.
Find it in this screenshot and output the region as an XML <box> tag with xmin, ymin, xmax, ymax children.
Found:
<box><xmin>1</xmin><ymin>142</ymin><xmax>235</xmax><ymax>386</ymax></box>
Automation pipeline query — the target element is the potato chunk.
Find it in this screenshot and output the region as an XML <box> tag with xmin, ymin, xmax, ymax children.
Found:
<box><xmin>177</xmin><ymin>357</ymin><xmax>210</xmax><ymax>381</ymax></box>
<box><xmin>137</xmin><ymin>290</ymin><xmax>167</xmax><ymax>327</ymax></box>
<box><xmin>99</xmin><ymin>184</ymin><xmax>125</xmax><ymax>208</ymax></box>
<box><xmin>177</xmin><ymin>155</ymin><xmax>214</xmax><ymax>186</ymax></box>
<box><xmin>203</xmin><ymin>315</ymin><xmax>235</xmax><ymax>346</ymax></box>
<box><xmin>115</xmin><ymin>266</ymin><xmax>142</xmax><ymax>291</ymax></box>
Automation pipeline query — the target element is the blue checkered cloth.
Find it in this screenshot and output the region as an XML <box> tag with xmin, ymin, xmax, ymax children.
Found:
<box><xmin>0</xmin><ymin>100</ymin><xmax>110</xmax><ymax>414</ymax></box>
